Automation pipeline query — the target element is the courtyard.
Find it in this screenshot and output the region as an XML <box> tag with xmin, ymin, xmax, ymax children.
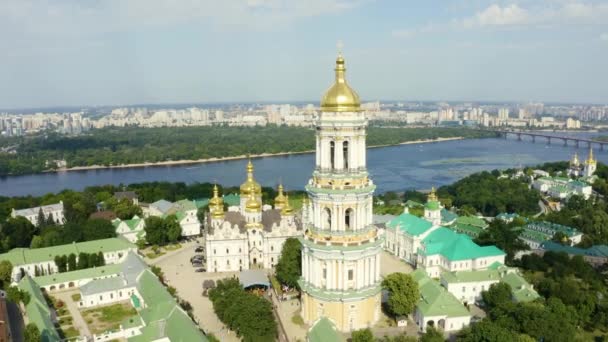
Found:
<box><xmin>153</xmin><ymin>242</ymin><xmax>418</xmax><ymax>342</ymax></box>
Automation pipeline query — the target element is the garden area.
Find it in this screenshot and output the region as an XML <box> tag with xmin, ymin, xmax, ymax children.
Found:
<box><xmin>141</xmin><ymin>242</ymin><xmax>182</xmax><ymax>259</ymax></box>
<box><xmin>46</xmin><ymin>294</ymin><xmax>80</xmax><ymax>339</ymax></box>
<box><xmin>81</xmin><ymin>302</ymin><xmax>138</xmax><ymax>334</ymax></box>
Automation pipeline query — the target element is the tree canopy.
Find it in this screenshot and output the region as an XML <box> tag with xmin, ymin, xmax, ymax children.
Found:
<box><xmin>381</xmin><ymin>272</ymin><xmax>419</xmax><ymax>317</ymax></box>
<box><xmin>275</xmin><ymin>237</ymin><xmax>302</xmax><ymax>289</ymax></box>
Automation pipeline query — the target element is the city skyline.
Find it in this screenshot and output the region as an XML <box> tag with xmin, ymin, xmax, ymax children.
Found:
<box><xmin>2</xmin><ymin>1</ymin><xmax>608</xmax><ymax>108</ymax></box>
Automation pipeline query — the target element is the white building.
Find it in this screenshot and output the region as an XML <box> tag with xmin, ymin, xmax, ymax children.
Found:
<box><xmin>204</xmin><ymin>165</ymin><xmax>302</xmax><ymax>272</ymax></box>
<box><xmin>0</xmin><ymin>238</ymin><xmax>136</xmax><ymax>283</ymax></box>
<box><xmin>11</xmin><ymin>201</ymin><xmax>65</xmax><ymax>226</ymax></box>
<box><xmin>113</xmin><ymin>216</ymin><xmax>146</xmax><ymax>243</ymax></box>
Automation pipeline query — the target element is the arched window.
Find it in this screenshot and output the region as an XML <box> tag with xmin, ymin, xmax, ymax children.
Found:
<box><xmin>322</xmin><ymin>208</ymin><xmax>331</xmax><ymax>230</ymax></box>
<box><xmin>343</xmin><ymin>141</ymin><xmax>349</xmax><ymax>170</ymax></box>
<box><xmin>345</xmin><ymin>208</ymin><xmax>354</xmax><ymax>230</ymax></box>
<box><xmin>330</xmin><ymin>141</ymin><xmax>335</xmax><ymax>170</ymax></box>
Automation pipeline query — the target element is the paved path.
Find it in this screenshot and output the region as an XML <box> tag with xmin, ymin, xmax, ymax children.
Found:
<box><xmin>380</xmin><ymin>250</ymin><xmax>415</xmax><ymax>277</ymax></box>
<box><xmin>7</xmin><ymin>301</ymin><xmax>24</xmax><ymax>342</ymax></box>
<box><xmin>154</xmin><ymin>242</ymin><xmax>240</xmax><ymax>342</ymax></box>
<box><xmin>53</xmin><ymin>290</ymin><xmax>92</xmax><ymax>337</ymax></box>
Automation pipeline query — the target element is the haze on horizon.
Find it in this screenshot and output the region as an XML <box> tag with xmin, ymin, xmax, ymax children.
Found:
<box><xmin>1</xmin><ymin>0</ymin><xmax>608</xmax><ymax>109</ymax></box>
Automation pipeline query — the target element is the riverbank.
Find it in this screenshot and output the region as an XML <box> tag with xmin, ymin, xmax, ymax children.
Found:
<box><xmin>52</xmin><ymin>136</ymin><xmax>465</xmax><ymax>173</ymax></box>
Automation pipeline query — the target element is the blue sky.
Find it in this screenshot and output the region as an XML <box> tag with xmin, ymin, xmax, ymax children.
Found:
<box><xmin>1</xmin><ymin>0</ymin><xmax>608</xmax><ymax>109</ymax></box>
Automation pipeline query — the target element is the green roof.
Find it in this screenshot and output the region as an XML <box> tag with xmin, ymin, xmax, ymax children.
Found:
<box><xmin>0</xmin><ymin>238</ymin><xmax>135</xmax><ymax>266</ymax></box>
<box><xmin>34</xmin><ymin>263</ymin><xmax>122</xmax><ymax>287</ymax></box>
<box><xmin>308</xmin><ymin>317</ymin><xmax>342</xmax><ymax>342</ymax></box>
<box><xmin>223</xmin><ymin>194</ymin><xmax>241</xmax><ymax>206</ymax></box>
<box><xmin>18</xmin><ymin>276</ymin><xmax>61</xmax><ymax>342</ymax></box>
<box><xmin>441</xmin><ymin>269</ymin><xmax>501</xmax><ymax>283</ymax></box>
<box><xmin>520</xmin><ymin>228</ymin><xmax>549</xmax><ymax>242</ymax></box>
<box><xmin>425</xmin><ymin>200</ymin><xmax>441</xmax><ymax>211</ymax></box>
<box><xmin>165</xmin><ymin>307</ymin><xmax>208</xmax><ymax>342</ymax></box>
<box><xmin>456</xmin><ymin>216</ymin><xmax>488</xmax><ymax>228</ymax></box>
<box><xmin>413</xmin><ymin>270</ymin><xmax>470</xmax><ymax>318</ymax></box>
<box><xmin>174</xmin><ymin>199</ymin><xmax>197</xmax><ymax>211</ymax></box>
<box><xmin>121</xmin><ymin>315</ymin><xmax>143</xmax><ymax>329</ymax></box>
<box><xmin>501</xmin><ymin>272</ymin><xmax>540</xmax><ymax>302</ymax></box>
<box><xmin>441</xmin><ymin>209</ymin><xmax>458</xmax><ymax>224</ymax></box>
<box><xmin>449</xmin><ymin>223</ymin><xmax>483</xmax><ymax>237</ymax></box>
<box><xmin>386</xmin><ymin>213</ymin><xmax>434</xmax><ymax>236</ymax></box>
<box><xmin>405</xmin><ymin>200</ymin><xmax>424</xmax><ymax>208</ymax></box>
<box><xmin>194</xmin><ymin>198</ymin><xmax>209</xmax><ymax>209</ymax></box>
<box><xmin>421</xmin><ymin>227</ymin><xmax>505</xmax><ymax>261</ymax></box>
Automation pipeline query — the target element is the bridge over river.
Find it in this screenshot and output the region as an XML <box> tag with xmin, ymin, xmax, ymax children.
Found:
<box><xmin>483</xmin><ymin>129</ymin><xmax>607</xmax><ymax>150</ymax></box>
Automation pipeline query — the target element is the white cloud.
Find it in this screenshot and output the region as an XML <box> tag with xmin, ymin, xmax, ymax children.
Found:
<box><xmin>456</xmin><ymin>2</ymin><xmax>608</xmax><ymax>29</ymax></box>
<box><xmin>463</xmin><ymin>4</ymin><xmax>529</xmax><ymax>28</ymax></box>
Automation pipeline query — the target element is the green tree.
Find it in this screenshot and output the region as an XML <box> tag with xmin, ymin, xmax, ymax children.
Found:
<box><xmin>165</xmin><ymin>215</ymin><xmax>182</xmax><ymax>243</ymax></box>
<box><xmin>5</xmin><ymin>286</ymin><xmax>22</xmax><ymax>303</ymax></box>
<box><xmin>29</xmin><ymin>235</ymin><xmax>43</xmax><ymax>248</ymax></box>
<box><xmin>83</xmin><ymin>218</ymin><xmax>116</xmax><ymax>241</ymax></box>
<box><xmin>36</xmin><ymin>208</ymin><xmax>46</xmax><ymax>228</ymax></box>
<box><xmin>352</xmin><ymin>328</ymin><xmax>375</xmax><ymax>342</ymax></box>
<box><xmin>67</xmin><ymin>253</ymin><xmax>77</xmax><ymax>271</ymax></box>
<box><xmin>475</xmin><ymin>220</ymin><xmax>529</xmax><ymax>261</ymax></box>
<box><xmin>482</xmin><ymin>282</ymin><xmax>512</xmax><ymax>308</ymax></box>
<box><xmin>97</xmin><ymin>252</ymin><xmax>105</xmax><ymax>266</ymax></box>
<box><xmin>420</xmin><ymin>326</ymin><xmax>444</xmax><ymax>342</ymax></box>
<box><xmin>2</xmin><ymin>217</ymin><xmax>37</xmax><ymax>249</ymax></box>
<box><xmin>457</xmin><ymin>319</ymin><xmax>520</xmax><ymax>342</ymax></box>
<box><xmin>24</xmin><ymin>323</ymin><xmax>41</xmax><ymax>342</ymax></box>
<box><xmin>275</xmin><ymin>237</ymin><xmax>302</xmax><ymax>288</ymax></box>
<box><xmin>0</xmin><ymin>260</ymin><xmax>13</xmax><ymax>289</ymax></box>
<box><xmin>144</xmin><ymin>216</ymin><xmax>168</xmax><ymax>245</ymax></box>
<box><xmin>136</xmin><ymin>238</ymin><xmax>147</xmax><ymax>250</ymax></box>
<box><xmin>381</xmin><ymin>273</ymin><xmax>419</xmax><ymax>317</ymax></box>
<box><xmin>77</xmin><ymin>252</ymin><xmax>89</xmax><ymax>269</ymax></box>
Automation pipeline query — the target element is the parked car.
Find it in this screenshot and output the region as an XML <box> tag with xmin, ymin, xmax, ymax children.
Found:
<box><xmin>195</xmin><ymin>246</ymin><xmax>204</xmax><ymax>253</ymax></box>
<box><xmin>191</xmin><ymin>255</ymin><xmax>204</xmax><ymax>262</ymax></box>
<box><xmin>195</xmin><ymin>268</ymin><xmax>206</xmax><ymax>273</ymax></box>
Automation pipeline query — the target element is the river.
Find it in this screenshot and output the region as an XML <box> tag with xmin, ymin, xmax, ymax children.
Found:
<box><xmin>0</xmin><ymin>132</ymin><xmax>606</xmax><ymax>197</ymax></box>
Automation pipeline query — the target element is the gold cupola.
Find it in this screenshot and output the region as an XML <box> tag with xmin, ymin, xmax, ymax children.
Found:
<box><xmin>320</xmin><ymin>53</ymin><xmax>361</xmax><ymax>112</ymax></box>
<box><xmin>240</xmin><ymin>159</ymin><xmax>262</xmax><ymax>197</ymax></box>
<box><xmin>571</xmin><ymin>152</ymin><xmax>580</xmax><ymax>166</ymax></box>
<box><xmin>245</xmin><ymin>185</ymin><xmax>261</xmax><ymax>212</ymax></box>
<box><xmin>428</xmin><ymin>187</ymin><xmax>438</xmax><ymax>202</ymax></box>
<box><xmin>281</xmin><ymin>194</ymin><xmax>294</xmax><ymax>216</ymax></box>
<box><xmin>274</xmin><ymin>184</ymin><xmax>287</xmax><ymax>208</ymax></box>
<box><xmin>586</xmin><ymin>148</ymin><xmax>596</xmax><ymax>165</ymax></box>
<box><xmin>209</xmin><ymin>185</ymin><xmax>224</xmax><ymax>219</ymax></box>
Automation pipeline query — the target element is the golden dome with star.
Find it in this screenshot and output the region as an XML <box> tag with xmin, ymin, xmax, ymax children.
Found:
<box><xmin>320</xmin><ymin>53</ymin><xmax>361</xmax><ymax>112</ymax></box>
<box><xmin>245</xmin><ymin>185</ymin><xmax>261</xmax><ymax>212</ymax></box>
<box><xmin>240</xmin><ymin>159</ymin><xmax>262</xmax><ymax>196</ymax></box>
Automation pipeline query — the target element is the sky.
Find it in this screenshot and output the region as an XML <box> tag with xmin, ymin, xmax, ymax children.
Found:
<box><xmin>1</xmin><ymin>0</ymin><xmax>608</xmax><ymax>109</ymax></box>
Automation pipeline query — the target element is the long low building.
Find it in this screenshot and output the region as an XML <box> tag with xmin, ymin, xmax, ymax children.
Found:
<box><xmin>0</xmin><ymin>238</ymin><xmax>135</xmax><ymax>283</ymax></box>
<box><xmin>440</xmin><ymin>264</ymin><xmax>540</xmax><ymax>305</ymax></box>
<box><xmin>11</xmin><ymin>201</ymin><xmax>65</xmax><ymax>226</ymax></box>
<box><xmin>18</xmin><ymin>252</ymin><xmax>207</xmax><ymax>342</ymax></box>
<box><xmin>411</xmin><ymin>269</ymin><xmax>471</xmax><ymax>333</ymax></box>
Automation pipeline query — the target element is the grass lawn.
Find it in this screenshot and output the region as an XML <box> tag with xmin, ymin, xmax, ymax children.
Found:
<box><xmin>81</xmin><ymin>302</ymin><xmax>137</xmax><ymax>334</ymax></box>
<box><xmin>164</xmin><ymin>243</ymin><xmax>182</xmax><ymax>251</ymax></box>
<box><xmin>291</xmin><ymin>314</ymin><xmax>305</xmax><ymax>326</ymax></box>
<box><xmin>60</xmin><ymin>326</ymin><xmax>80</xmax><ymax>339</ymax></box>
<box><xmin>145</xmin><ymin>251</ymin><xmax>166</xmax><ymax>259</ymax></box>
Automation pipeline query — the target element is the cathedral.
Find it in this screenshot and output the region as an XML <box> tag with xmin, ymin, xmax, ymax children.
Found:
<box><xmin>568</xmin><ymin>148</ymin><xmax>596</xmax><ymax>178</ymax></box>
<box><xmin>298</xmin><ymin>52</ymin><xmax>382</xmax><ymax>331</ymax></box>
<box><xmin>204</xmin><ymin>161</ymin><xmax>302</xmax><ymax>272</ymax></box>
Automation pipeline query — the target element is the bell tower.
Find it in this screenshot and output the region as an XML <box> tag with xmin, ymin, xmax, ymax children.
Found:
<box><xmin>299</xmin><ymin>51</ymin><xmax>382</xmax><ymax>332</ymax></box>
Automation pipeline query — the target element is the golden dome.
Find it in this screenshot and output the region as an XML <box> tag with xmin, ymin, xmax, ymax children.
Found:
<box><xmin>281</xmin><ymin>194</ymin><xmax>294</xmax><ymax>216</ymax></box>
<box><xmin>240</xmin><ymin>159</ymin><xmax>262</xmax><ymax>196</ymax></box>
<box><xmin>209</xmin><ymin>185</ymin><xmax>224</xmax><ymax>219</ymax></box>
<box><xmin>571</xmin><ymin>152</ymin><xmax>580</xmax><ymax>166</ymax></box>
<box><xmin>320</xmin><ymin>54</ymin><xmax>361</xmax><ymax>112</ymax></box>
<box><xmin>245</xmin><ymin>186</ymin><xmax>261</xmax><ymax>212</ymax></box>
<box><xmin>586</xmin><ymin>148</ymin><xmax>596</xmax><ymax>165</ymax></box>
<box><xmin>428</xmin><ymin>187</ymin><xmax>438</xmax><ymax>202</ymax></box>
<box><xmin>274</xmin><ymin>184</ymin><xmax>287</xmax><ymax>207</ymax></box>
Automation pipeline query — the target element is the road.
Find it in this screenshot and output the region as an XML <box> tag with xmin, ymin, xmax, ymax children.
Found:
<box><xmin>7</xmin><ymin>301</ymin><xmax>23</xmax><ymax>342</ymax></box>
